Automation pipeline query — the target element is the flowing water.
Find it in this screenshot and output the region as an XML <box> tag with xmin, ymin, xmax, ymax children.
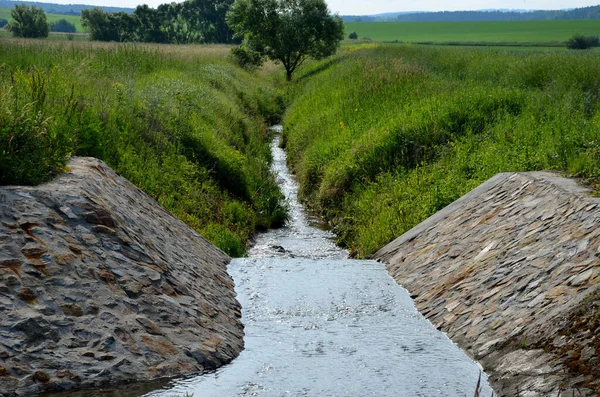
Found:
<box><xmin>143</xmin><ymin>127</ymin><xmax>494</xmax><ymax>397</ymax></box>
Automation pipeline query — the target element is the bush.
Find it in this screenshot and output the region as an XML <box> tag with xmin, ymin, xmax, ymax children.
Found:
<box><xmin>349</xmin><ymin>31</ymin><xmax>358</xmax><ymax>40</ymax></box>
<box><xmin>567</xmin><ymin>34</ymin><xmax>600</xmax><ymax>50</ymax></box>
<box><xmin>230</xmin><ymin>45</ymin><xmax>264</xmax><ymax>70</ymax></box>
<box><xmin>50</xmin><ymin>19</ymin><xmax>76</xmax><ymax>33</ymax></box>
<box><xmin>6</xmin><ymin>5</ymin><xmax>49</xmax><ymax>38</ymax></box>
<box><xmin>0</xmin><ymin>70</ymin><xmax>72</xmax><ymax>185</ymax></box>
<box><xmin>0</xmin><ymin>18</ymin><xmax>8</xmax><ymax>28</ymax></box>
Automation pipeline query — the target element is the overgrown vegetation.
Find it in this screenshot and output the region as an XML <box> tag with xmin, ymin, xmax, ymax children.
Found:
<box><xmin>567</xmin><ymin>33</ymin><xmax>599</xmax><ymax>50</ymax></box>
<box><xmin>0</xmin><ymin>41</ymin><xmax>288</xmax><ymax>256</ymax></box>
<box><xmin>283</xmin><ymin>44</ymin><xmax>600</xmax><ymax>257</ymax></box>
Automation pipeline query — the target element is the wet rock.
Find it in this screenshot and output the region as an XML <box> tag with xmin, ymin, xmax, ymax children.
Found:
<box><xmin>0</xmin><ymin>157</ymin><xmax>243</xmax><ymax>396</ymax></box>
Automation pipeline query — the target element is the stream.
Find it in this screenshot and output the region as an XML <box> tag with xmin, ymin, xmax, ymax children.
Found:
<box><xmin>143</xmin><ymin>126</ymin><xmax>494</xmax><ymax>397</ymax></box>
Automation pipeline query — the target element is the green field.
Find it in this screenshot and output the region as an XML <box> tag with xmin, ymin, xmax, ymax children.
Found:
<box><xmin>0</xmin><ymin>7</ymin><xmax>84</xmax><ymax>31</ymax></box>
<box><xmin>345</xmin><ymin>20</ymin><xmax>600</xmax><ymax>44</ymax></box>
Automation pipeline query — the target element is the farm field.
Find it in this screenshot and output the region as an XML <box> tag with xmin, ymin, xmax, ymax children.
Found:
<box><xmin>0</xmin><ymin>7</ymin><xmax>84</xmax><ymax>31</ymax></box>
<box><xmin>345</xmin><ymin>20</ymin><xmax>600</xmax><ymax>44</ymax></box>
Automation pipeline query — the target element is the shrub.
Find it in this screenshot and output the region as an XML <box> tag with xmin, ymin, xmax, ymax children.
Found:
<box><xmin>230</xmin><ymin>45</ymin><xmax>264</xmax><ymax>70</ymax></box>
<box><xmin>50</xmin><ymin>19</ymin><xmax>76</xmax><ymax>33</ymax></box>
<box><xmin>0</xmin><ymin>18</ymin><xmax>8</xmax><ymax>28</ymax></box>
<box><xmin>0</xmin><ymin>82</ymin><xmax>72</xmax><ymax>185</ymax></box>
<box><xmin>349</xmin><ymin>31</ymin><xmax>358</xmax><ymax>40</ymax></box>
<box><xmin>567</xmin><ymin>34</ymin><xmax>599</xmax><ymax>50</ymax></box>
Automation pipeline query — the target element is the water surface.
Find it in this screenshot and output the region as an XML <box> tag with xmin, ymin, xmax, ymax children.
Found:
<box><xmin>145</xmin><ymin>128</ymin><xmax>493</xmax><ymax>397</ymax></box>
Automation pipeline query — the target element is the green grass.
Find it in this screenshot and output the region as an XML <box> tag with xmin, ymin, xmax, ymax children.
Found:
<box><xmin>0</xmin><ymin>29</ymin><xmax>89</xmax><ymax>40</ymax></box>
<box><xmin>283</xmin><ymin>43</ymin><xmax>600</xmax><ymax>257</ymax></box>
<box><xmin>0</xmin><ymin>40</ymin><xmax>288</xmax><ymax>256</ymax></box>
<box><xmin>345</xmin><ymin>20</ymin><xmax>600</xmax><ymax>44</ymax></box>
<box><xmin>0</xmin><ymin>7</ymin><xmax>85</xmax><ymax>31</ymax></box>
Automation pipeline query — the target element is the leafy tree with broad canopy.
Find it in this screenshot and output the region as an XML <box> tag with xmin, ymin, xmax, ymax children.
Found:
<box><xmin>6</xmin><ymin>5</ymin><xmax>49</xmax><ymax>38</ymax></box>
<box><xmin>227</xmin><ymin>0</ymin><xmax>344</xmax><ymax>80</ymax></box>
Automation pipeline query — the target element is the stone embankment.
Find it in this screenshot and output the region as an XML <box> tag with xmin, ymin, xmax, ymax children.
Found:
<box><xmin>374</xmin><ymin>172</ymin><xmax>600</xmax><ymax>396</ymax></box>
<box><xmin>0</xmin><ymin>158</ymin><xmax>244</xmax><ymax>396</ymax></box>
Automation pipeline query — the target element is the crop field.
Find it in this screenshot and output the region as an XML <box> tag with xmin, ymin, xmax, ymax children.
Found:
<box><xmin>0</xmin><ymin>7</ymin><xmax>85</xmax><ymax>31</ymax></box>
<box><xmin>283</xmin><ymin>43</ymin><xmax>600</xmax><ymax>257</ymax></box>
<box><xmin>345</xmin><ymin>20</ymin><xmax>600</xmax><ymax>44</ymax></box>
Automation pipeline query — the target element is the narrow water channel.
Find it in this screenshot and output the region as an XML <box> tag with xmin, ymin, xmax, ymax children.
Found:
<box><xmin>145</xmin><ymin>126</ymin><xmax>494</xmax><ymax>397</ymax></box>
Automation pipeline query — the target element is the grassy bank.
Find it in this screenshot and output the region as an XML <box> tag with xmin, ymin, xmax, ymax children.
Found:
<box><xmin>283</xmin><ymin>44</ymin><xmax>600</xmax><ymax>257</ymax></box>
<box><xmin>345</xmin><ymin>20</ymin><xmax>600</xmax><ymax>44</ymax></box>
<box><xmin>0</xmin><ymin>40</ymin><xmax>287</xmax><ymax>256</ymax></box>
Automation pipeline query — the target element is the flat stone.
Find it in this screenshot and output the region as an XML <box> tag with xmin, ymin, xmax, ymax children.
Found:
<box><xmin>569</xmin><ymin>269</ymin><xmax>594</xmax><ymax>287</ymax></box>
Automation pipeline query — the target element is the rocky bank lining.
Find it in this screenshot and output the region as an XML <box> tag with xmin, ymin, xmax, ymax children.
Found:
<box><xmin>0</xmin><ymin>158</ymin><xmax>244</xmax><ymax>396</ymax></box>
<box><xmin>375</xmin><ymin>172</ymin><xmax>600</xmax><ymax>396</ymax></box>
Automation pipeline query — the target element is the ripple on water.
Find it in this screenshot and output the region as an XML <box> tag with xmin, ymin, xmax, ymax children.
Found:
<box><xmin>143</xmin><ymin>128</ymin><xmax>493</xmax><ymax>397</ymax></box>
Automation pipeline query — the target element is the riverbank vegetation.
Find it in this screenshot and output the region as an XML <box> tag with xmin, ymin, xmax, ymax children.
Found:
<box><xmin>282</xmin><ymin>44</ymin><xmax>600</xmax><ymax>257</ymax></box>
<box><xmin>0</xmin><ymin>40</ymin><xmax>287</xmax><ymax>256</ymax></box>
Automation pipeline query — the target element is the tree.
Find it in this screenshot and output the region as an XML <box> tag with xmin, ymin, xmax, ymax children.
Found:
<box><xmin>50</xmin><ymin>18</ymin><xmax>76</xmax><ymax>33</ymax></box>
<box><xmin>6</xmin><ymin>5</ymin><xmax>49</xmax><ymax>38</ymax></box>
<box><xmin>81</xmin><ymin>8</ymin><xmax>137</xmax><ymax>42</ymax></box>
<box><xmin>348</xmin><ymin>31</ymin><xmax>358</xmax><ymax>40</ymax></box>
<box><xmin>227</xmin><ymin>0</ymin><xmax>344</xmax><ymax>81</ymax></box>
<box><xmin>0</xmin><ymin>18</ymin><xmax>8</xmax><ymax>28</ymax></box>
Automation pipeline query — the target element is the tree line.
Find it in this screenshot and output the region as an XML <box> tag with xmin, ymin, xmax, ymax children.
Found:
<box><xmin>82</xmin><ymin>0</ymin><xmax>235</xmax><ymax>43</ymax></box>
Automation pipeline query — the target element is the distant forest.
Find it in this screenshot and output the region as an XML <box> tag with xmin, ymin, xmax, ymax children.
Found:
<box><xmin>0</xmin><ymin>0</ymin><xmax>133</xmax><ymax>15</ymax></box>
<box><xmin>343</xmin><ymin>5</ymin><xmax>600</xmax><ymax>22</ymax></box>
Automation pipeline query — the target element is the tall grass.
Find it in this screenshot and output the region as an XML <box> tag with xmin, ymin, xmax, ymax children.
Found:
<box><xmin>283</xmin><ymin>44</ymin><xmax>600</xmax><ymax>257</ymax></box>
<box><xmin>0</xmin><ymin>40</ymin><xmax>288</xmax><ymax>256</ymax></box>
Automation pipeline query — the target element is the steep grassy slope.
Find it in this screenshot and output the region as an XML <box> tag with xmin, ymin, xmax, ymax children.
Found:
<box><xmin>283</xmin><ymin>44</ymin><xmax>600</xmax><ymax>256</ymax></box>
<box><xmin>0</xmin><ymin>41</ymin><xmax>287</xmax><ymax>256</ymax></box>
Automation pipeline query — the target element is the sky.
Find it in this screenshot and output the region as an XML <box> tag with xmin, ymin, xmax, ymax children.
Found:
<box><xmin>20</xmin><ymin>0</ymin><xmax>600</xmax><ymax>14</ymax></box>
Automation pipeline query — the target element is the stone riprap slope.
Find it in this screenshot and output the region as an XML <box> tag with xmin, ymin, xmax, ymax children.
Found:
<box><xmin>374</xmin><ymin>172</ymin><xmax>600</xmax><ymax>396</ymax></box>
<box><xmin>0</xmin><ymin>158</ymin><xmax>243</xmax><ymax>396</ymax></box>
